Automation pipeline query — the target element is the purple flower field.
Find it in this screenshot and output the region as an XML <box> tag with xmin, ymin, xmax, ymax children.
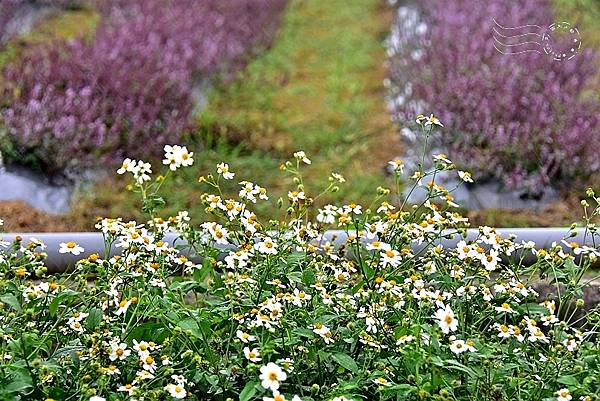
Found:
<box><xmin>389</xmin><ymin>0</ymin><xmax>600</xmax><ymax>193</ymax></box>
<box><xmin>1</xmin><ymin>0</ymin><xmax>287</xmax><ymax>174</ymax></box>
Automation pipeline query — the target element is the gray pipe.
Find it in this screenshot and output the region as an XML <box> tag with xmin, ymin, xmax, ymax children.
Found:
<box><xmin>0</xmin><ymin>228</ymin><xmax>592</xmax><ymax>273</ymax></box>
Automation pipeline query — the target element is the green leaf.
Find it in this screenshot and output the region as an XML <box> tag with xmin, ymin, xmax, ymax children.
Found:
<box><xmin>302</xmin><ymin>268</ymin><xmax>316</xmax><ymax>286</ymax></box>
<box><xmin>178</xmin><ymin>318</ymin><xmax>202</xmax><ymax>339</ymax></box>
<box><xmin>0</xmin><ymin>294</ymin><xmax>21</xmax><ymax>312</ymax></box>
<box><xmin>441</xmin><ymin>359</ymin><xmax>480</xmax><ymax>378</ymax></box>
<box><xmin>284</xmin><ymin>252</ymin><xmax>305</xmax><ymax>268</ymax></box>
<box><xmin>169</xmin><ymin>280</ymin><xmax>200</xmax><ymax>292</ymax></box>
<box><xmin>287</xmin><ymin>271</ymin><xmax>303</xmax><ymax>283</ymax></box>
<box><xmin>48</xmin><ymin>289</ymin><xmax>79</xmax><ymax>316</ymax></box>
<box><xmin>141</xmin><ymin>194</ymin><xmax>166</xmax><ymax>214</ymax></box>
<box><xmin>557</xmin><ymin>375</ymin><xmax>579</xmax><ymax>386</ymax></box>
<box><xmin>521</xmin><ymin>303</ymin><xmax>551</xmax><ymax>315</ymax></box>
<box><xmin>239</xmin><ymin>381</ymin><xmax>258</xmax><ymax>401</ymax></box>
<box><xmin>293</xmin><ymin>328</ymin><xmax>314</xmax><ymax>338</ymax></box>
<box><xmin>1</xmin><ymin>364</ymin><xmax>33</xmax><ymax>395</ymax></box>
<box><xmin>86</xmin><ymin>308</ymin><xmax>102</xmax><ymax>329</ymax></box>
<box><xmin>193</xmin><ymin>259</ymin><xmax>212</xmax><ymax>283</ymax></box>
<box><xmin>1</xmin><ymin>379</ymin><xmax>33</xmax><ymax>394</ymax></box>
<box><xmin>331</xmin><ymin>352</ymin><xmax>359</xmax><ymax>373</ymax></box>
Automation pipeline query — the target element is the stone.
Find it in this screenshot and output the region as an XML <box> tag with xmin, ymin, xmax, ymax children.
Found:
<box><xmin>0</xmin><ymin>166</ymin><xmax>73</xmax><ymax>214</ymax></box>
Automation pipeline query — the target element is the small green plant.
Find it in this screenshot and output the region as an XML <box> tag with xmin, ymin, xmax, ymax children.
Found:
<box><xmin>0</xmin><ymin>116</ymin><xmax>599</xmax><ymax>400</ymax></box>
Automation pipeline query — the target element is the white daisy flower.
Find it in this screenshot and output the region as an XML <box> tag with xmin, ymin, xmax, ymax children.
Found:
<box><xmin>388</xmin><ymin>159</ymin><xmax>404</xmax><ymax>173</ymax></box>
<box><xmin>458</xmin><ymin>171</ymin><xmax>473</xmax><ymax>183</ymax></box>
<box><xmin>217</xmin><ymin>163</ymin><xmax>235</xmax><ymax>179</ymax></box>
<box><xmin>117</xmin><ymin>384</ymin><xmax>136</xmax><ymax>395</ymax></box>
<box><xmin>556</xmin><ymin>388</ymin><xmax>572</xmax><ymax>401</ymax></box>
<box><xmin>243</xmin><ymin>347</ymin><xmax>262</xmax><ymax>363</ymax></box>
<box><xmin>287</xmin><ymin>190</ymin><xmax>306</xmax><ymax>203</ymax></box>
<box><xmin>109</xmin><ymin>342</ymin><xmax>131</xmax><ymax>361</ymax></box>
<box><xmin>259</xmin><ymin>363</ymin><xmax>287</xmax><ymax>391</ymax></box>
<box><xmin>236</xmin><ymin>330</ymin><xmax>256</xmax><ymax>343</ymax></box>
<box><xmin>435</xmin><ymin>304</ymin><xmax>458</xmax><ymax>334</ymax></box>
<box><xmin>255</xmin><ymin>237</ymin><xmax>278</xmax><ymax>255</ymax></box>
<box><xmin>165</xmin><ymin>383</ymin><xmax>187</xmax><ymax>399</ymax></box>
<box><xmin>494</xmin><ymin>302</ymin><xmax>516</xmax><ymax>314</ymax></box>
<box><xmin>59</xmin><ymin>241</ymin><xmax>84</xmax><ymax>256</ymax></box>
<box><xmin>380</xmin><ymin>249</ymin><xmax>402</xmax><ymax>268</ymax></box>
<box><xmin>117</xmin><ymin>158</ymin><xmax>136</xmax><ymax>174</ymax></box>
<box><xmin>293</xmin><ymin>151</ymin><xmax>311</xmax><ymax>165</ymax></box>
<box><xmin>449</xmin><ymin>339</ymin><xmax>467</xmax><ymax>354</ymax></box>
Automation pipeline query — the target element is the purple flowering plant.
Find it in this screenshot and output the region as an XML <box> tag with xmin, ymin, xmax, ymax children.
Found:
<box><xmin>389</xmin><ymin>0</ymin><xmax>600</xmax><ymax>193</ymax></box>
<box><xmin>0</xmin><ymin>0</ymin><xmax>287</xmax><ymax>175</ymax></box>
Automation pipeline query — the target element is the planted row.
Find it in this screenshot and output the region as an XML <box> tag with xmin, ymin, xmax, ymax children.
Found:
<box><xmin>388</xmin><ymin>0</ymin><xmax>600</xmax><ymax>193</ymax></box>
<box><xmin>0</xmin><ymin>0</ymin><xmax>287</xmax><ymax>175</ymax></box>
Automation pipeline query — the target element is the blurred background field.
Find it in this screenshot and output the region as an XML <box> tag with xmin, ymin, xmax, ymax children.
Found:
<box><xmin>0</xmin><ymin>0</ymin><xmax>599</xmax><ymax>231</ymax></box>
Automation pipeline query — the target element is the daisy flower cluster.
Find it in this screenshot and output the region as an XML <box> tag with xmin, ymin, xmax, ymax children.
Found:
<box><xmin>1</xmin><ymin>119</ymin><xmax>600</xmax><ymax>400</ymax></box>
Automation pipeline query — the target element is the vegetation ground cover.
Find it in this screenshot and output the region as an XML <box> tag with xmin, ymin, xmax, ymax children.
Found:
<box><xmin>2</xmin><ymin>123</ymin><xmax>600</xmax><ymax>400</ymax></box>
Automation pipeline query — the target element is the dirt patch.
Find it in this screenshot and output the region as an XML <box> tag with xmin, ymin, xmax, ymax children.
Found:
<box><xmin>0</xmin><ymin>200</ymin><xmax>73</xmax><ymax>232</ymax></box>
<box><xmin>466</xmin><ymin>193</ymin><xmax>589</xmax><ymax>227</ymax></box>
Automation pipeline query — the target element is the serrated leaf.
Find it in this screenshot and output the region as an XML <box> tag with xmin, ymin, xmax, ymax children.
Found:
<box><xmin>86</xmin><ymin>308</ymin><xmax>102</xmax><ymax>329</ymax></box>
<box><xmin>287</xmin><ymin>271</ymin><xmax>302</xmax><ymax>283</ymax></box>
<box><xmin>0</xmin><ymin>294</ymin><xmax>21</xmax><ymax>312</ymax></box>
<box><xmin>177</xmin><ymin>318</ymin><xmax>202</xmax><ymax>338</ymax></box>
<box><xmin>331</xmin><ymin>352</ymin><xmax>359</xmax><ymax>373</ymax></box>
